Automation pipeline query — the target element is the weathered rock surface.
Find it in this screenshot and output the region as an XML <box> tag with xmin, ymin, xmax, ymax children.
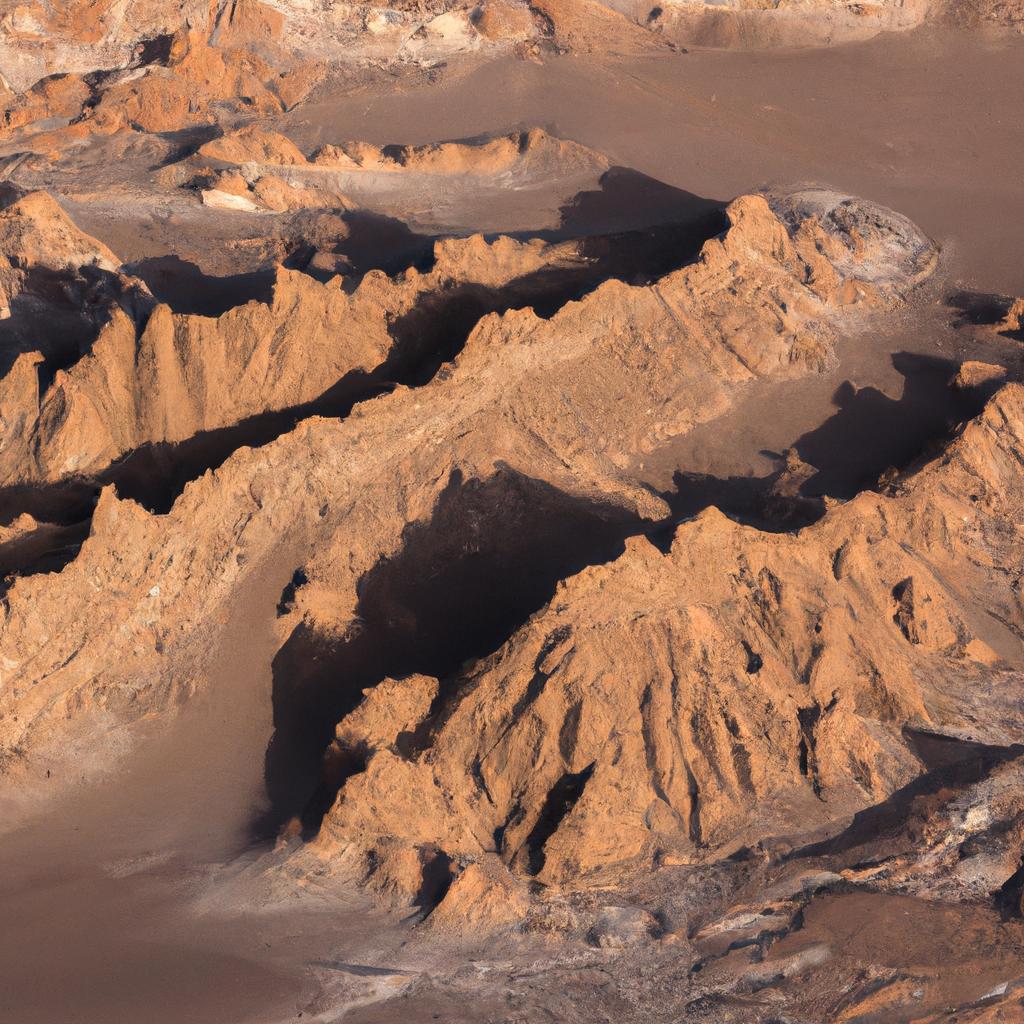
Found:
<box><xmin>0</xmin><ymin>10</ymin><xmax>324</xmax><ymax>140</ymax></box>
<box><xmin>1</xmin><ymin>0</ymin><xmax>1019</xmax><ymax>140</ymax></box>
<box><xmin>167</xmin><ymin>126</ymin><xmax>611</xmax><ymax>230</ymax></box>
<box><xmin>0</xmin><ymin>186</ymin><xmax>120</xmax><ymax>315</ymax></box>
<box><xmin>2</xmin><ymin>0</ymin><xmax>1020</xmax><ymax>200</ymax></box>
<box><xmin>0</xmin><ymin>186</ymin><xmax>151</xmax><ymax>374</ymax></box>
<box><xmin>3</xmin><ymin>3</ymin><xmax>1024</xmax><ymax>1019</ymax></box>
<box><xmin>0</xmin><ymin>189</ymin><xmax>931</xmax><ymax>805</ymax></box>
<box><xmin>0</xmin><ymin>221</ymin><xmax>589</xmax><ymax>484</ymax></box>
<box><xmin>311</xmin><ymin>381</ymin><xmax>1024</xmax><ymax>900</ymax></box>
<box><xmin>0</xmin><ymin>0</ymin><xmax>316</xmax><ymax>90</ymax></box>
<box><xmin>648</xmin><ymin>0</ymin><xmax>932</xmax><ymax>50</ymax></box>
<box><xmin>0</xmin><ymin>117</ymin><xmax>1021</xmax><ymax>1018</ymax></box>
<box><xmin>0</xmin><ymin>0</ymin><xmax>525</xmax><ymax>135</ymax></box>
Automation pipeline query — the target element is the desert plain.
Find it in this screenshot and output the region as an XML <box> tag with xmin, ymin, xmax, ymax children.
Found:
<box><xmin>1</xmin><ymin>1</ymin><xmax>1024</xmax><ymax>1021</ymax></box>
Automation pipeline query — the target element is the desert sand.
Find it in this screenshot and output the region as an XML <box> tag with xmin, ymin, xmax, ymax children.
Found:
<box><xmin>1</xmin><ymin>3</ymin><xmax>1024</xmax><ymax>1022</ymax></box>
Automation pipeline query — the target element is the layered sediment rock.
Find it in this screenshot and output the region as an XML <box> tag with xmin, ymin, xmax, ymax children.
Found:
<box><xmin>647</xmin><ymin>0</ymin><xmax>932</xmax><ymax>50</ymax></box>
<box><xmin>171</xmin><ymin>126</ymin><xmax>611</xmax><ymax>227</ymax></box>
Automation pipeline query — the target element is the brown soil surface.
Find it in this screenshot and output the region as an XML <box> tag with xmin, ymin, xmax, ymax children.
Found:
<box><xmin>1</xmin><ymin>15</ymin><xmax>1024</xmax><ymax>1024</ymax></box>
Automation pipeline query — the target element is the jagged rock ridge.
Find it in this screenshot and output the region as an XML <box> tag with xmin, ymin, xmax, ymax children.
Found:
<box><xmin>0</xmin><ymin>188</ymin><xmax>932</xmax><ymax>812</ymax></box>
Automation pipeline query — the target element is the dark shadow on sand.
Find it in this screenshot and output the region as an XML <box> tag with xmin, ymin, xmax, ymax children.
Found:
<box><xmin>255</xmin><ymin>468</ymin><xmax>647</xmax><ymax>840</ymax></box>
<box><xmin>793</xmin><ymin>352</ymin><xmax>1000</xmax><ymax>498</ymax></box>
<box><xmin>661</xmin><ymin>351</ymin><xmax>1008</xmax><ymax>537</ymax></box>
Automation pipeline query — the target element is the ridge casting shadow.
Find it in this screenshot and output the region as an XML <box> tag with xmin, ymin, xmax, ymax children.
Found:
<box><xmin>255</xmin><ymin>468</ymin><xmax>650</xmax><ymax>840</ymax></box>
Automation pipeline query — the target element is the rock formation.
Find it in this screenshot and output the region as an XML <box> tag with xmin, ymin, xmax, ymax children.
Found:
<box><xmin>0</xmin><ymin>187</ymin><xmax>936</xmax><ymax>832</ymax></box>
<box><xmin>1</xmin><ymin>0</ymin><xmax>1019</xmax><ymax>142</ymax></box>
<box><xmin>3</xmin><ymin>2</ymin><xmax>1024</xmax><ymax>1019</ymax></box>
<box><xmin>310</xmin><ymin>380</ymin><xmax>1024</xmax><ymax>899</ymax></box>
<box><xmin>0</xmin><ymin>222</ymin><xmax>595</xmax><ymax>484</ymax></box>
<box><xmin>647</xmin><ymin>0</ymin><xmax>932</xmax><ymax>50</ymax></box>
<box><xmin>0</xmin><ymin>0</ymin><xmax>529</xmax><ymax>140</ymax></box>
<box><xmin>1</xmin><ymin>0</ymin><xmax>1020</xmax><ymax>204</ymax></box>
<box><xmin>0</xmin><ymin>185</ymin><xmax>151</xmax><ymax>372</ymax></box>
<box><xmin>173</xmin><ymin>126</ymin><xmax>610</xmax><ymax>222</ymax></box>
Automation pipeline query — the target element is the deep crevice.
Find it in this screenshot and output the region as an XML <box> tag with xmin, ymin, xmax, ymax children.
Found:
<box><xmin>517</xmin><ymin>762</ymin><xmax>595</xmax><ymax>876</ymax></box>
<box><xmin>0</xmin><ymin>366</ymin><xmax>386</xmax><ymax>587</ymax></box>
<box><xmin>687</xmin><ymin>763</ymin><xmax>703</xmax><ymax>846</ymax></box>
<box><xmin>92</xmin><ymin>367</ymin><xmax>387</xmax><ymax>513</ymax></box>
<box><xmin>412</xmin><ymin>847</ymin><xmax>456</xmax><ymax>915</ymax></box>
<box><xmin>797</xmin><ymin>705</ymin><xmax>823</xmax><ymax>797</ymax></box>
<box><xmin>276</xmin><ymin>568</ymin><xmax>308</xmax><ymax>617</ymax></box>
<box><xmin>135</xmin><ymin>32</ymin><xmax>176</xmax><ymax>67</ymax></box>
<box><xmin>892</xmin><ymin>577</ymin><xmax>919</xmax><ymax>644</ymax></box>
<box><xmin>742</xmin><ymin>642</ymin><xmax>763</xmax><ymax>674</ymax></box>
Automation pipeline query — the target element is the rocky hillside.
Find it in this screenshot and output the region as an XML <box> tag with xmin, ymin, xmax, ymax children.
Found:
<box><xmin>3</xmin><ymin>0</ymin><xmax>1022</xmax><ymax>141</ymax></box>
<box><xmin>2</xmin><ymin>7</ymin><xmax>1024</xmax><ymax>1020</ymax></box>
<box><xmin>0</xmin><ymin>187</ymin><xmax>937</xmax><ymax>795</ymax></box>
